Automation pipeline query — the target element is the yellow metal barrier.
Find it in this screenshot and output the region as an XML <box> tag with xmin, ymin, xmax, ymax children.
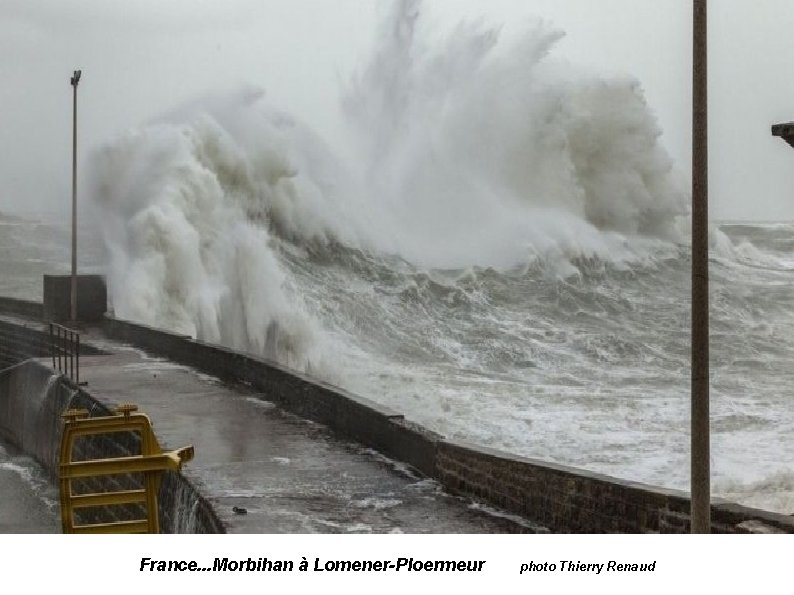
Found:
<box><xmin>59</xmin><ymin>403</ymin><xmax>194</xmax><ymax>534</ymax></box>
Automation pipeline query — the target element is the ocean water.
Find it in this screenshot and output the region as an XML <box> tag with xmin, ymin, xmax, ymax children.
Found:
<box><xmin>3</xmin><ymin>0</ymin><xmax>794</xmax><ymax>514</ymax></box>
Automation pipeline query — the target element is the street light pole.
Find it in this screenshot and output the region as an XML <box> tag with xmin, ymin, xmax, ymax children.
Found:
<box><xmin>70</xmin><ymin>69</ymin><xmax>81</xmax><ymax>323</ymax></box>
<box><xmin>691</xmin><ymin>0</ymin><xmax>710</xmax><ymax>533</ymax></box>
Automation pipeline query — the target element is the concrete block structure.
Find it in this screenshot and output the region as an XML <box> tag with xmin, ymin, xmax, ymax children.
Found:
<box><xmin>42</xmin><ymin>275</ymin><xmax>106</xmax><ymax>323</ymax></box>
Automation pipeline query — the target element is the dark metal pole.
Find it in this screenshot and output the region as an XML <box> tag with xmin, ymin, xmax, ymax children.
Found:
<box><xmin>70</xmin><ymin>330</ymin><xmax>74</xmax><ymax>382</ymax></box>
<box><xmin>50</xmin><ymin>323</ymin><xmax>56</xmax><ymax>370</ymax></box>
<box><xmin>691</xmin><ymin>0</ymin><xmax>710</xmax><ymax>533</ymax></box>
<box><xmin>70</xmin><ymin>70</ymin><xmax>81</xmax><ymax>323</ymax></box>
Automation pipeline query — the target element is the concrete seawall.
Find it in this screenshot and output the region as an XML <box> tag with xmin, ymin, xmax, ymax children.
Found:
<box><xmin>0</xmin><ymin>297</ymin><xmax>42</xmax><ymax>321</ymax></box>
<box><xmin>0</xmin><ymin>358</ymin><xmax>223</xmax><ymax>533</ymax></box>
<box><xmin>103</xmin><ymin>316</ymin><xmax>440</xmax><ymax>478</ymax></box>
<box><xmin>99</xmin><ymin>314</ymin><xmax>794</xmax><ymax>533</ymax></box>
<box><xmin>2</xmin><ymin>299</ymin><xmax>794</xmax><ymax>533</ymax></box>
<box><xmin>437</xmin><ymin>440</ymin><xmax>794</xmax><ymax>533</ymax></box>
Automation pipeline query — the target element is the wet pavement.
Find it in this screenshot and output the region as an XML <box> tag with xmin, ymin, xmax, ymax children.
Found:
<box><xmin>73</xmin><ymin>337</ymin><xmax>539</xmax><ymax>533</ymax></box>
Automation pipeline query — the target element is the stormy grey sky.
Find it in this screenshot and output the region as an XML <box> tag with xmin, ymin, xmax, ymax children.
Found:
<box><xmin>2</xmin><ymin>0</ymin><xmax>794</xmax><ymax>220</ymax></box>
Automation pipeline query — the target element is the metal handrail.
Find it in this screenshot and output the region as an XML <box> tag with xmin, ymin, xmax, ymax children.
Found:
<box><xmin>49</xmin><ymin>322</ymin><xmax>80</xmax><ymax>384</ymax></box>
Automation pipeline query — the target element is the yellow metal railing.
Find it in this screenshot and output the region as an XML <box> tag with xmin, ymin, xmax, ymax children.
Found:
<box><xmin>59</xmin><ymin>403</ymin><xmax>194</xmax><ymax>534</ymax></box>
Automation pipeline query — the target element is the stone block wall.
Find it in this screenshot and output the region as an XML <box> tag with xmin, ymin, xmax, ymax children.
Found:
<box><xmin>436</xmin><ymin>439</ymin><xmax>794</xmax><ymax>533</ymax></box>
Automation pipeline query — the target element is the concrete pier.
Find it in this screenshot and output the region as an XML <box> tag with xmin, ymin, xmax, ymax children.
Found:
<box><xmin>4</xmin><ymin>304</ymin><xmax>794</xmax><ymax>533</ymax></box>
<box><xmin>74</xmin><ymin>340</ymin><xmax>534</xmax><ymax>533</ymax></box>
<box><xmin>0</xmin><ymin>310</ymin><xmax>537</xmax><ymax>533</ymax></box>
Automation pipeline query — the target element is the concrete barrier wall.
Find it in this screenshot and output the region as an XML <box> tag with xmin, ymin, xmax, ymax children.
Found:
<box><xmin>102</xmin><ymin>314</ymin><xmax>794</xmax><ymax>534</ymax></box>
<box><xmin>103</xmin><ymin>316</ymin><xmax>441</xmax><ymax>477</ymax></box>
<box><xmin>436</xmin><ymin>439</ymin><xmax>794</xmax><ymax>534</ymax></box>
<box><xmin>0</xmin><ymin>360</ymin><xmax>67</xmax><ymax>471</ymax></box>
<box><xmin>0</xmin><ymin>297</ymin><xmax>42</xmax><ymax>320</ymax></box>
<box><xmin>0</xmin><ymin>359</ymin><xmax>223</xmax><ymax>534</ymax></box>
<box><xmin>43</xmin><ymin>275</ymin><xmax>107</xmax><ymax>323</ymax></box>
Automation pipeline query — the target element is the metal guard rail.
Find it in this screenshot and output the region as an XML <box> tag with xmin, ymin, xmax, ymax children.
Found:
<box><xmin>59</xmin><ymin>403</ymin><xmax>194</xmax><ymax>534</ymax></box>
<box><xmin>49</xmin><ymin>322</ymin><xmax>80</xmax><ymax>384</ymax></box>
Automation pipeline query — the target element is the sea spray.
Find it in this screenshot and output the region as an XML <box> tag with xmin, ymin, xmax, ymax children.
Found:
<box><xmin>89</xmin><ymin>107</ymin><xmax>328</xmax><ymax>372</ymax></box>
<box><xmin>90</xmin><ymin>0</ymin><xmax>687</xmax><ymax>366</ymax></box>
<box><xmin>83</xmin><ymin>2</ymin><xmax>794</xmax><ymax>514</ymax></box>
<box><xmin>342</xmin><ymin>0</ymin><xmax>687</xmax><ymax>267</ymax></box>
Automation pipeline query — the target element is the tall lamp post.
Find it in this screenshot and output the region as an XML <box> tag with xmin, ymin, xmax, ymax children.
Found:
<box><xmin>70</xmin><ymin>69</ymin><xmax>81</xmax><ymax>323</ymax></box>
<box><xmin>691</xmin><ymin>0</ymin><xmax>710</xmax><ymax>533</ymax></box>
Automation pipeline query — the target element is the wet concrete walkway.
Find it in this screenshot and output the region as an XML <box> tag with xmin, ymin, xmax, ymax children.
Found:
<box><xmin>74</xmin><ymin>335</ymin><xmax>536</xmax><ymax>533</ymax></box>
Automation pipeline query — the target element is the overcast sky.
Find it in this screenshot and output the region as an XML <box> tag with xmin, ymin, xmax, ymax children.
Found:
<box><xmin>2</xmin><ymin>0</ymin><xmax>794</xmax><ymax>221</ymax></box>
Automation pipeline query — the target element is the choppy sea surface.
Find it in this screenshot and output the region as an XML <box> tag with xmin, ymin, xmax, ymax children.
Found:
<box><xmin>3</xmin><ymin>1</ymin><xmax>794</xmax><ymax>516</ymax></box>
<box><xmin>3</xmin><ymin>212</ymin><xmax>794</xmax><ymax>514</ymax></box>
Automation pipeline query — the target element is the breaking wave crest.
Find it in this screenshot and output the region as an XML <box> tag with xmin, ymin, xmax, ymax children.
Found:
<box><xmin>81</xmin><ymin>0</ymin><xmax>794</xmax><ymax>515</ymax></box>
<box><xmin>89</xmin><ymin>95</ymin><xmax>330</xmax><ymax>370</ymax></box>
<box><xmin>89</xmin><ymin>0</ymin><xmax>689</xmax><ymax>370</ymax></box>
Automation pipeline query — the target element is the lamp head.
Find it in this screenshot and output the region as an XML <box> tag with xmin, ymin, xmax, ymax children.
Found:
<box><xmin>70</xmin><ymin>70</ymin><xmax>82</xmax><ymax>86</ymax></box>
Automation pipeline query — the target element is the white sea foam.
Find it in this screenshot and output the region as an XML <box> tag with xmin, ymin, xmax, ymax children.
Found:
<box><xmin>84</xmin><ymin>0</ymin><xmax>794</xmax><ymax>515</ymax></box>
